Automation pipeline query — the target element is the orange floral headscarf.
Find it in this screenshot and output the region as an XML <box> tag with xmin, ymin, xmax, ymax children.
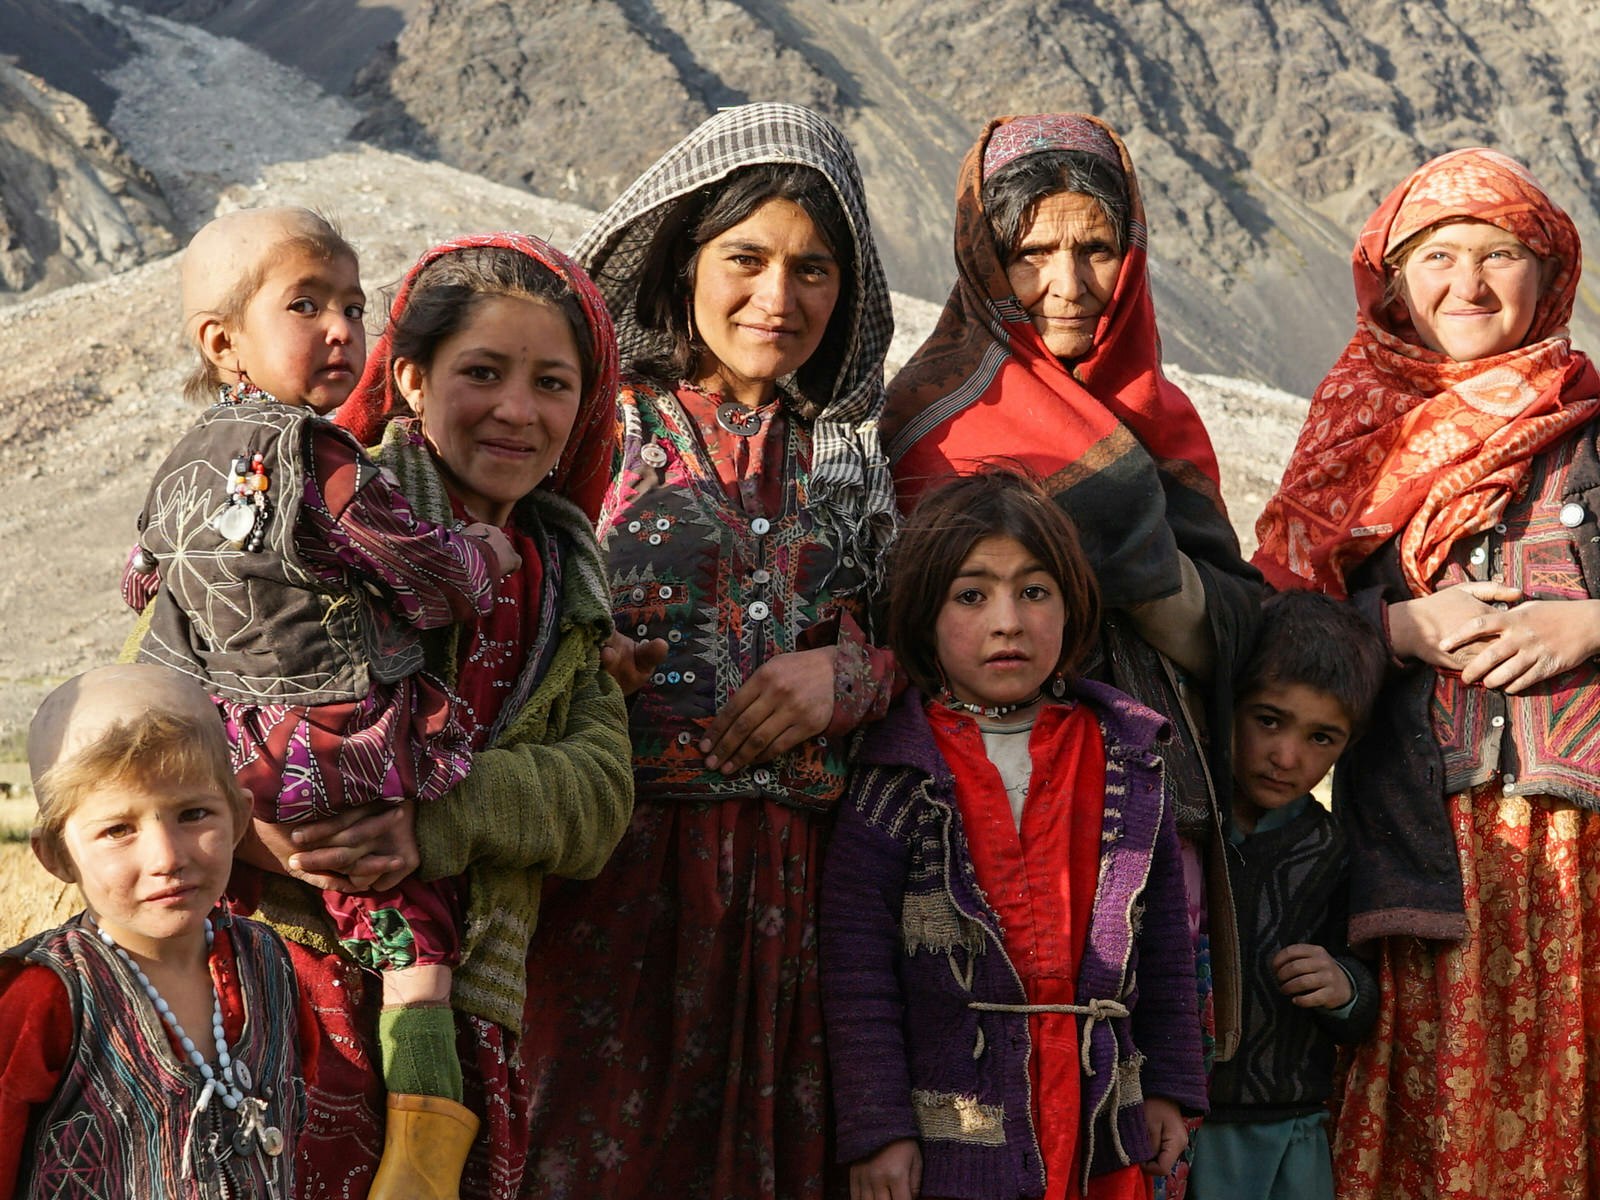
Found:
<box><xmin>1252</xmin><ymin>148</ymin><xmax>1600</xmax><ymax>596</ymax></box>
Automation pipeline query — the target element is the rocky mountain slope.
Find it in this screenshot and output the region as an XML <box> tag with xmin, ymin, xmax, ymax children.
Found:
<box><xmin>0</xmin><ymin>0</ymin><xmax>176</xmax><ymax>298</ymax></box>
<box><xmin>9</xmin><ymin>0</ymin><xmax>1600</xmax><ymax>391</ymax></box>
<box><xmin>18</xmin><ymin>0</ymin><xmax>1597</xmax><ymax>744</ymax></box>
<box><xmin>97</xmin><ymin>0</ymin><xmax>1600</xmax><ymax>394</ymax></box>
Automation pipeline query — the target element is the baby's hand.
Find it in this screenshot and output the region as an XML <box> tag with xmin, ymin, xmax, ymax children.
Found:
<box><xmin>849</xmin><ymin>1138</ymin><xmax>921</xmax><ymax>1200</ymax></box>
<box><xmin>1273</xmin><ymin>943</ymin><xmax>1353</xmax><ymax>1009</ymax></box>
<box><xmin>599</xmin><ymin>629</ymin><xmax>669</xmax><ymax>696</ymax></box>
<box><xmin>464</xmin><ymin>522</ymin><xmax>521</xmax><ymax>577</ymax></box>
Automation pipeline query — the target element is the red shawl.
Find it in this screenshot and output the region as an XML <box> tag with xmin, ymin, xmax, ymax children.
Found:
<box><xmin>1252</xmin><ymin>148</ymin><xmax>1600</xmax><ymax>596</ymax></box>
<box><xmin>881</xmin><ymin>114</ymin><xmax>1232</xmax><ymax>610</ymax></box>
<box><xmin>335</xmin><ymin>232</ymin><xmax>621</xmax><ymax>520</ymax></box>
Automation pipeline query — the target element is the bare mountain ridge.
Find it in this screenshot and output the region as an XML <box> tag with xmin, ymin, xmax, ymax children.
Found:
<box><xmin>5</xmin><ymin>0</ymin><xmax>1600</xmax><ymax>392</ymax></box>
<box><xmin>99</xmin><ymin>0</ymin><xmax>1600</xmax><ymax>394</ymax></box>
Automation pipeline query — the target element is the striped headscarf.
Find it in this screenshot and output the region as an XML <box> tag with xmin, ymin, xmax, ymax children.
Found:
<box><xmin>570</xmin><ymin>102</ymin><xmax>897</xmax><ymax>587</ymax></box>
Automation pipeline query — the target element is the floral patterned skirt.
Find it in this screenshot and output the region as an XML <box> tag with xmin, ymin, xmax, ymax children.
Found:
<box><xmin>1334</xmin><ymin>785</ymin><xmax>1600</xmax><ymax>1199</ymax></box>
<box><xmin>521</xmin><ymin>795</ymin><xmax>831</xmax><ymax>1200</ymax></box>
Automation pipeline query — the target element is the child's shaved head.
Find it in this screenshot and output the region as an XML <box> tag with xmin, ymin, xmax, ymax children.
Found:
<box><xmin>179</xmin><ymin>206</ymin><xmax>356</xmax><ymax>404</ymax></box>
<box><xmin>28</xmin><ymin>665</ymin><xmax>247</xmax><ymax>865</ymax></box>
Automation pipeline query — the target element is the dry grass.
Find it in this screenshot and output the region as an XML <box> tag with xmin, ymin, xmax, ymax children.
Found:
<box><xmin>0</xmin><ymin>785</ymin><xmax>78</xmax><ymax>947</ymax></box>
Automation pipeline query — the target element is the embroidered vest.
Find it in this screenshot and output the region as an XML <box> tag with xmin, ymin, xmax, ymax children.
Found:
<box><xmin>598</xmin><ymin>381</ymin><xmax>868</xmax><ymax>811</ymax></box>
<box><xmin>11</xmin><ymin>915</ymin><xmax>304</xmax><ymax>1199</ymax></box>
<box><xmin>135</xmin><ymin>400</ymin><xmax>419</xmax><ymax>705</ymax></box>
<box><xmin>1432</xmin><ymin>428</ymin><xmax>1600</xmax><ymax>807</ymax></box>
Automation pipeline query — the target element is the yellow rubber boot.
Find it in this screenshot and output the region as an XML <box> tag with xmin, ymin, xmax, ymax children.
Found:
<box><xmin>367</xmin><ymin>1093</ymin><xmax>480</xmax><ymax>1200</ymax></box>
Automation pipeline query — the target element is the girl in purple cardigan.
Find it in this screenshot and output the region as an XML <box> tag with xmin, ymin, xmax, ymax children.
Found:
<box><xmin>821</xmin><ymin>469</ymin><xmax>1206</xmax><ymax>1200</ymax></box>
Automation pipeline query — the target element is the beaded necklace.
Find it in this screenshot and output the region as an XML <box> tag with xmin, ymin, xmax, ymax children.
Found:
<box><xmin>938</xmin><ymin>687</ymin><xmax>1044</xmax><ymax>720</ymax></box>
<box><xmin>89</xmin><ymin>914</ymin><xmax>287</xmax><ymax>1162</ymax></box>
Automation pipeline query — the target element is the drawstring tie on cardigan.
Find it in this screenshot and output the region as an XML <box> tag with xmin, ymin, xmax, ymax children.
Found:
<box><xmin>967</xmin><ymin>997</ymin><xmax>1130</xmax><ymax>1074</ymax></box>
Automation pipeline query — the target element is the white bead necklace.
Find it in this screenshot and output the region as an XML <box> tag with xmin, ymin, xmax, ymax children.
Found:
<box><xmin>90</xmin><ymin>915</ymin><xmax>251</xmax><ymax>1110</ymax></box>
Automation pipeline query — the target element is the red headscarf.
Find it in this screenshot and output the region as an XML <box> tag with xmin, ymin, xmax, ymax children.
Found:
<box><xmin>1253</xmin><ymin>148</ymin><xmax>1600</xmax><ymax>596</ymax></box>
<box><xmin>336</xmin><ymin>232</ymin><xmax>620</xmax><ymax>519</ymax></box>
<box><xmin>882</xmin><ymin>114</ymin><xmax>1224</xmax><ymax>495</ymax></box>
<box><xmin>881</xmin><ymin>115</ymin><xmax>1235</xmax><ymax>609</ymax></box>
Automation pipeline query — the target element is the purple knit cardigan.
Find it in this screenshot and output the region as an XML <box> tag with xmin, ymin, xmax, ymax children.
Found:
<box><xmin>820</xmin><ymin>680</ymin><xmax>1206</xmax><ymax>1198</ymax></box>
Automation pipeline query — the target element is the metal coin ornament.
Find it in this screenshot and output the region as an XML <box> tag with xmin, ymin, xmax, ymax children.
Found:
<box><xmin>716</xmin><ymin>401</ymin><xmax>764</xmax><ymax>437</ymax></box>
<box><xmin>211</xmin><ymin>451</ymin><xmax>273</xmax><ymax>550</ymax></box>
<box><xmin>260</xmin><ymin>1125</ymin><xmax>286</xmax><ymax>1157</ymax></box>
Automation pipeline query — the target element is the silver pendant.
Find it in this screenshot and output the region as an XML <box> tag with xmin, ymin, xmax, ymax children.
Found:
<box><xmin>212</xmin><ymin>505</ymin><xmax>256</xmax><ymax>545</ymax></box>
<box><xmin>715</xmin><ymin>401</ymin><xmax>763</xmax><ymax>437</ymax></box>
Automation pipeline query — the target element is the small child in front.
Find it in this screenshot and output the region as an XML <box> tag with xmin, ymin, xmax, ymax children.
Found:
<box><xmin>120</xmin><ymin>208</ymin><xmax>519</xmax><ymax>1195</ymax></box>
<box><xmin>0</xmin><ymin>663</ymin><xmax>312</xmax><ymax>1199</ymax></box>
<box><xmin>822</xmin><ymin>468</ymin><xmax>1207</xmax><ymax>1200</ymax></box>
<box><xmin>1186</xmin><ymin>590</ymin><xmax>1385</xmax><ymax>1200</ymax></box>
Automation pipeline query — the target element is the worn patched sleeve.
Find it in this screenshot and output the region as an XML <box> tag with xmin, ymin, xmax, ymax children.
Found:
<box><xmin>1126</xmin><ymin>550</ymin><xmax>1214</xmax><ymax>680</ymax></box>
<box><xmin>799</xmin><ymin>611</ymin><xmax>904</xmax><ymax>737</ymax></box>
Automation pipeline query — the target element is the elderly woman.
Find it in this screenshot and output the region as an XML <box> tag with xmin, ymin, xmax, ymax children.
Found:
<box><xmin>882</xmin><ymin>114</ymin><xmax>1259</xmax><ymax>1153</ymax></box>
<box><xmin>239</xmin><ymin>233</ymin><xmax>634</xmax><ymax>1200</ymax></box>
<box><xmin>519</xmin><ymin>104</ymin><xmax>897</xmax><ymax>1199</ymax></box>
<box><xmin>1254</xmin><ymin>149</ymin><xmax>1600</xmax><ymax>1200</ymax></box>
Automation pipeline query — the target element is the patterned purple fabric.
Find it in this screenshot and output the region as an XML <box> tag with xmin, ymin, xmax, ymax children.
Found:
<box><xmin>980</xmin><ymin>112</ymin><xmax>1122</xmax><ymax>178</ymax></box>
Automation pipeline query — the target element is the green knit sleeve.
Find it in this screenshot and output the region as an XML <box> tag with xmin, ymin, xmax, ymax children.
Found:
<box><xmin>413</xmin><ymin>641</ymin><xmax>634</xmax><ymax>882</ymax></box>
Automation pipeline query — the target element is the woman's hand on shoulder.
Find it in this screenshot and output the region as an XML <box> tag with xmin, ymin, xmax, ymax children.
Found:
<box><xmin>1140</xmin><ymin>1096</ymin><xmax>1189</xmax><ymax>1178</ymax></box>
<box><xmin>701</xmin><ymin>645</ymin><xmax>837</xmax><ymax>773</ymax></box>
<box><xmin>1440</xmin><ymin>596</ymin><xmax>1600</xmax><ymax>693</ymax></box>
<box><xmin>600</xmin><ymin>629</ymin><xmax>669</xmax><ymax>696</ymax></box>
<box><xmin>849</xmin><ymin>1138</ymin><xmax>922</xmax><ymax>1200</ymax></box>
<box><xmin>1387</xmin><ymin>580</ymin><xmax>1522</xmax><ymax>667</ymax></box>
<box><xmin>238</xmin><ymin>800</ymin><xmax>420</xmax><ymax>893</ymax></box>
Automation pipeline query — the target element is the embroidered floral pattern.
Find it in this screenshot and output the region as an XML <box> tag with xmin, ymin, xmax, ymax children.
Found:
<box><xmin>1335</xmin><ymin>786</ymin><xmax>1600</xmax><ymax>1198</ymax></box>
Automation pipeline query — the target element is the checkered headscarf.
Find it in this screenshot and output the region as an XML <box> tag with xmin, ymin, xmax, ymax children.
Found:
<box><xmin>573</xmin><ymin>103</ymin><xmax>897</xmax><ymax>590</ymax></box>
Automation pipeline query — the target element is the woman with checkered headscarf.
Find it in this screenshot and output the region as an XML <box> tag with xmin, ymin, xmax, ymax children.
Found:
<box><xmin>519</xmin><ymin>103</ymin><xmax>896</xmax><ymax>1198</ymax></box>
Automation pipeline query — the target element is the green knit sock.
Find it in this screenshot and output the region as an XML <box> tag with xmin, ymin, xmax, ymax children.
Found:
<box><xmin>378</xmin><ymin>1004</ymin><xmax>463</xmax><ymax>1103</ymax></box>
